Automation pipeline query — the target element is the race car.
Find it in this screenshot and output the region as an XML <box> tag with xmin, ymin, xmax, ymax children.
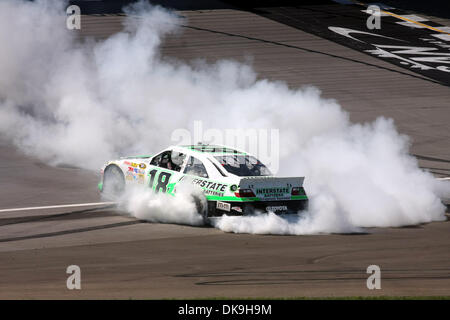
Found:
<box><xmin>98</xmin><ymin>144</ymin><xmax>308</xmax><ymax>220</ymax></box>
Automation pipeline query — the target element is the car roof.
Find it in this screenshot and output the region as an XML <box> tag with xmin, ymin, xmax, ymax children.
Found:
<box><xmin>123</xmin><ymin>144</ymin><xmax>250</xmax><ymax>162</ymax></box>
<box><xmin>140</xmin><ymin>144</ymin><xmax>259</xmax><ymax>178</ymax></box>
<box><xmin>177</xmin><ymin>144</ymin><xmax>247</xmax><ymax>156</ymax></box>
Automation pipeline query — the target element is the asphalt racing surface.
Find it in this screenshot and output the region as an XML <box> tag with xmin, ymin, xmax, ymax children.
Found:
<box><xmin>0</xmin><ymin>1</ymin><xmax>449</xmax><ymax>298</ymax></box>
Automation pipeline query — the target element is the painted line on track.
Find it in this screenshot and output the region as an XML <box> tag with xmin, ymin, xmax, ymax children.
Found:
<box><xmin>381</xmin><ymin>10</ymin><xmax>450</xmax><ymax>35</ymax></box>
<box><xmin>0</xmin><ymin>202</ymin><xmax>117</xmax><ymax>213</ymax></box>
<box><xmin>351</xmin><ymin>0</ymin><xmax>450</xmax><ymax>35</ymax></box>
<box><xmin>0</xmin><ymin>175</ymin><xmax>447</xmax><ymax>213</ymax></box>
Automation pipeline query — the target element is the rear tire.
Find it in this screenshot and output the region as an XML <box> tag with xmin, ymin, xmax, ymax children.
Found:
<box><xmin>193</xmin><ymin>194</ymin><xmax>208</xmax><ymax>225</ymax></box>
<box><xmin>102</xmin><ymin>165</ymin><xmax>125</xmax><ymax>200</ymax></box>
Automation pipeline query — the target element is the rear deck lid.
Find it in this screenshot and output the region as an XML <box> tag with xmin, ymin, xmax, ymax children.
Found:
<box><xmin>239</xmin><ymin>177</ymin><xmax>304</xmax><ymax>201</ymax></box>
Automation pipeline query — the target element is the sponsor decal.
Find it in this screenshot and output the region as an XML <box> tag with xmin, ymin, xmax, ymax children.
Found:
<box><xmin>191</xmin><ymin>178</ymin><xmax>228</xmax><ymax>192</ymax></box>
<box><xmin>124</xmin><ymin>161</ymin><xmax>131</xmax><ymax>165</ymax></box>
<box><xmin>126</xmin><ymin>171</ymin><xmax>145</xmax><ymax>183</ymax></box>
<box><xmin>204</xmin><ymin>189</ymin><xmax>225</xmax><ymax>197</ymax></box>
<box><xmin>126</xmin><ymin>171</ymin><xmax>134</xmax><ymax>181</ymax></box>
<box><xmin>139</xmin><ymin>163</ymin><xmax>146</xmax><ymax>169</ymax></box>
<box><xmin>216</xmin><ymin>201</ymin><xmax>231</xmax><ymax>212</ymax></box>
<box><xmin>128</xmin><ymin>167</ymin><xmax>145</xmax><ymax>174</ymax></box>
<box><xmin>256</xmin><ymin>187</ymin><xmax>289</xmax><ymax>198</ymax></box>
<box><xmin>266</xmin><ymin>205</ymin><xmax>288</xmax><ymax>212</ymax></box>
<box><xmin>189</xmin><ymin>178</ymin><xmax>228</xmax><ymax>196</ymax></box>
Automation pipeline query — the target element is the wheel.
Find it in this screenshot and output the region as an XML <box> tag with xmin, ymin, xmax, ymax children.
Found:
<box><xmin>102</xmin><ymin>165</ymin><xmax>125</xmax><ymax>200</ymax></box>
<box><xmin>192</xmin><ymin>194</ymin><xmax>209</xmax><ymax>225</ymax></box>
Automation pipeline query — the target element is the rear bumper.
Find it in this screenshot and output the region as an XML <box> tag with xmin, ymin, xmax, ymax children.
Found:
<box><xmin>207</xmin><ymin>199</ymin><xmax>308</xmax><ymax>217</ymax></box>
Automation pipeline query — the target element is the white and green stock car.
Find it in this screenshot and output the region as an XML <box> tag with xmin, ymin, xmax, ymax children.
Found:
<box><xmin>98</xmin><ymin>144</ymin><xmax>308</xmax><ymax>220</ymax></box>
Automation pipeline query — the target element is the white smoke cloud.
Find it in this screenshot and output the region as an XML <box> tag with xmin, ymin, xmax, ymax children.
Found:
<box><xmin>119</xmin><ymin>184</ymin><xmax>205</xmax><ymax>226</ymax></box>
<box><xmin>0</xmin><ymin>0</ymin><xmax>447</xmax><ymax>234</ymax></box>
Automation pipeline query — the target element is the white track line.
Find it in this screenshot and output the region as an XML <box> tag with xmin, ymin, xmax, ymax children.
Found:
<box><xmin>0</xmin><ymin>202</ymin><xmax>116</xmax><ymax>213</ymax></box>
<box><xmin>0</xmin><ymin>177</ymin><xmax>448</xmax><ymax>213</ymax></box>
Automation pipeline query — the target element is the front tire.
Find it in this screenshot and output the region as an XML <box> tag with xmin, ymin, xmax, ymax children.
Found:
<box><xmin>102</xmin><ymin>165</ymin><xmax>125</xmax><ymax>200</ymax></box>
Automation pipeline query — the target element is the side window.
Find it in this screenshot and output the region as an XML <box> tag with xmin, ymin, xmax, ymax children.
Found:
<box><xmin>169</xmin><ymin>151</ymin><xmax>186</xmax><ymax>172</ymax></box>
<box><xmin>150</xmin><ymin>150</ymin><xmax>186</xmax><ymax>172</ymax></box>
<box><xmin>184</xmin><ymin>156</ymin><xmax>209</xmax><ymax>178</ymax></box>
<box><xmin>150</xmin><ymin>151</ymin><xmax>167</xmax><ymax>167</ymax></box>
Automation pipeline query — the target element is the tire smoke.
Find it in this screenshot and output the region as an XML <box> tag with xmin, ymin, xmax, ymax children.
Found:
<box><xmin>119</xmin><ymin>186</ymin><xmax>205</xmax><ymax>226</ymax></box>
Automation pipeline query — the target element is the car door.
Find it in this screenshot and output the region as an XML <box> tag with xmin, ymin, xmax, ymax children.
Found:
<box><xmin>181</xmin><ymin>156</ymin><xmax>230</xmax><ymax>198</ymax></box>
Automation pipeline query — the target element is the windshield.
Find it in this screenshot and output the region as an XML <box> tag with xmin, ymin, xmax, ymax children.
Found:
<box><xmin>214</xmin><ymin>155</ymin><xmax>272</xmax><ymax>177</ymax></box>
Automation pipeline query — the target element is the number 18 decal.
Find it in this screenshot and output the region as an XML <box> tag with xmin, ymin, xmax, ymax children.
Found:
<box><xmin>148</xmin><ymin>169</ymin><xmax>172</xmax><ymax>193</ymax></box>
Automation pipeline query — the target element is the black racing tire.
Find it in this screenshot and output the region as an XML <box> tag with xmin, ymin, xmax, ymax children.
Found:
<box><xmin>102</xmin><ymin>165</ymin><xmax>125</xmax><ymax>200</ymax></box>
<box><xmin>193</xmin><ymin>194</ymin><xmax>209</xmax><ymax>225</ymax></box>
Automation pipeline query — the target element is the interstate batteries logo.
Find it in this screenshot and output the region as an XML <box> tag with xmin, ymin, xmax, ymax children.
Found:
<box><xmin>256</xmin><ymin>187</ymin><xmax>289</xmax><ymax>198</ymax></box>
<box><xmin>185</xmin><ymin>177</ymin><xmax>228</xmax><ymax>197</ymax></box>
